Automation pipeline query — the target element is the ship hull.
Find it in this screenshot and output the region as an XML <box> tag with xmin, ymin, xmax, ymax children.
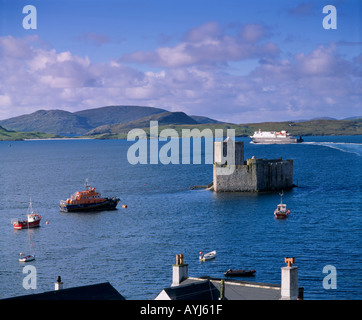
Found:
<box><xmin>13</xmin><ymin>220</ymin><xmax>41</xmax><ymax>230</ymax></box>
<box><xmin>59</xmin><ymin>197</ymin><xmax>120</xmax><ymax>212</ymax></box>
<box><xmin>274</xmin><ymin>213</ymin><xmax>289</xmax><ymax>219</ymax></box>
<box><xmin>251</xmin><ymin>137</ymin><xmax>298</xmax><ymax>144</ymax></box>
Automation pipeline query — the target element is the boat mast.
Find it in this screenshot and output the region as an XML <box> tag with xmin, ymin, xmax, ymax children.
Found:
<box><xmin>28</xmin><ymin>197</ymin><xmax>33</xmax><ymax>215</ymax></box>
<box><xmin>279</xmin><ymin>190</ymin><xmax>284</xmax><ymax>204</ymax></box>
<box><xmin>27</xmin><ymin>198</ymin><xmax>36</xmax><ymax>256</ymax></box>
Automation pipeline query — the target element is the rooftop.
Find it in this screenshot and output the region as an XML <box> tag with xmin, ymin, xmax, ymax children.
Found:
<box><xmin>156</xmin><ymin>276</ymin><xmax>282</xmax><ymax>300</ymax></box>
<box><xmin>156</xmin><ymin>254</ymin><xmax>303</xmax><ymax>300</ymax></box>
<box><xmin>3</xmin><ymin>282</ymin><xmax>125</xmax><ymax>300</ymax></box>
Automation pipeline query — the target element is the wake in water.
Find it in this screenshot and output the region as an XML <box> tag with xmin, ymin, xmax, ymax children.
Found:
<box><xmin>303</xmin><ymin>142</ymin><xmax>362</xmax><ymax>156</ymax></box>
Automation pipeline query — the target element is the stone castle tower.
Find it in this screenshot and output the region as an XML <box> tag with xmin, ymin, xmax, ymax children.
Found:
<box><xmin>213</xmin><ymin>138</ymin><xmax>293</xmax><ymax>192</ymax></box>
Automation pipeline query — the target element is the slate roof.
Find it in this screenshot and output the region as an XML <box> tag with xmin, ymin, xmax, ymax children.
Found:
<box><xmin>161</xmin><ymin>280</ymin><xmax>220</xmax><ymax>300</ymax></box>
<box><xmin>3</xmin><ymin>282</ymin><xmax>125</xmax><ymax>300</ymax></box>
<box><xmin>157</xmin><ymin>277</ymin><xmax>281</xmax><ymax>300</ymax></box>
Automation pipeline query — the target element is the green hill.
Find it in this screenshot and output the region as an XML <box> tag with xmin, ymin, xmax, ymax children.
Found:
<box><xmin>189</xmin><ymin>115</ymin><xmax>225</xmax><ymax>124</ymax></box>
<box><xmin>0</xmin><ymin>106</ymin><xmax>168</xmax><ymax>136</ymax></box>
<box><xmin>244</xmin><ymin>119</ymin><xmax>362</xmax><ymax>136</ymax></box>
<box><xmin>1</xmin><ymin>104</ymin><xmax>361</xmax><ymax>140</ymax></box>
<box><xmin>0</xmin><ymin>110</ymin><xmax>91</xmax><ymax>136</ymax></box>
<box><xmin>74</xmin><ymin>105</ymin><xmax>167</xmax><ymax>128</ymax></box>
<box><xmin>87</xmin><ymin>111</ymin><xmax>198</xmax><ymax>136</ymax></box>
<box><xmin>0</xmin><ymin>125</ymin><xmax>61</xmax><ymax>141</ymax></box>
<box><xmin>0</xmin><ymin>105</ymin><xmax>220</xmax><ymax>137</ymax></box>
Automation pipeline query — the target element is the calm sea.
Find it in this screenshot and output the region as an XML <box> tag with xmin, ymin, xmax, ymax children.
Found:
<box><xmin>0</xmin><ymin>136</ymin><xmax>361</xmax><ymax>300</ymax></box>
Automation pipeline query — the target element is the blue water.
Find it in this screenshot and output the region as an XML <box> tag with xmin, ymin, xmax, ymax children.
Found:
<box><xmin>0</xmin><ymin>136</ymin><xmax>361</xmax><ymax>300</ymax></box>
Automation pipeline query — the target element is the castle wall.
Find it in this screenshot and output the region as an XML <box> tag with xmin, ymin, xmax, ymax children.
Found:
<box><xmin>251</xmin><ymin>158</ymin><xmax>293</xmax><ymax>192</ymax></box>
<box><xmin>213</xmin><ymin>158</ymin><xmax>293</xmax><ymax>192</ymax></box>
<box><xmin>213</xmin><ymin>164</ymin><xmax>256</xmax><ymax>192</ymax></box>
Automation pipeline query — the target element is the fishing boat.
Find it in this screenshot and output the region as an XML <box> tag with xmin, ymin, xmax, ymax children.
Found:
<box><xmin>199</xmin><ymin>250</ymin><xmax>216</xmax><ymax>261</ymax></box>
<box><xmin>13</xmin><ymin>200</ymin><xmax>41</xmax><ymax>230</ymax></box>
<box><xmin>224</xmin><ymin>269</ymin><xmax>256</xmax><ymax>277</ymax></box>
<box><xmin>274</xmin><ymin>191</ymin><xmax>290</xmax><ymax>219</ymax></box>
<box><xmin>19</xmin><ymin>254</ymin><xmax>35</xmax><ymax>262</ymax></box>
<box><xmin>60</xmin><ymin>180</ymin><xmax>120</xmax><ymax>212</ymax></box>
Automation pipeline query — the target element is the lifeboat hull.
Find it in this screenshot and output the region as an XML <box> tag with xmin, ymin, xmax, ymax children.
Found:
<box><xmin>59</xmin><ymin>197</ymin><xmax>120</xmax><ymax>212</ymax></box>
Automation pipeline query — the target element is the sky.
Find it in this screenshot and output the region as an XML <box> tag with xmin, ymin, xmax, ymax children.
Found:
<box><xmin>0</xmin><ymin>0</ymin><xmax>361</xmax><ymax>123</ymax></box>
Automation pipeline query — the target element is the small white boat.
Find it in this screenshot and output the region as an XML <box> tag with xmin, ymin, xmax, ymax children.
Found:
<box><xmin>199</xmin><ymin>250</ymin><xmax>216</xmax><ymax>261</ymax></box>
<box><xmin>19</xmin><ymin>254</ymin><xmax>35</xmax><ymax>262</ymax></box>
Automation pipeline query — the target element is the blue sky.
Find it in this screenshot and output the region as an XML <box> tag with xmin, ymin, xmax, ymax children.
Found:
<box><xmin>0</xmin><ymin>0</ymin><xmax>361</xmax><ymax>123</ymax></box>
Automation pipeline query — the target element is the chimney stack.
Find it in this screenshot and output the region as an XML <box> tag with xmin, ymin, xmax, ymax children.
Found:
<box><xmin>171</xmin><ymin>254</ymin><xmax>188</xmax><ymax>287</ymax></box>
<box><xmin>55</xmin><ymin>276</ymin><xmax>63</xmax><ymax>291</ymax></box>
<box><xmin>280</xmin><ymin>257</ymin><xmax>298</xmax><ymax>300</ymax></box>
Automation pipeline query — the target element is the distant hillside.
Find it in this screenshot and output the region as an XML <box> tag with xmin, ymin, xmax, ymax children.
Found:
<box><xmin>343</xmin><ymin>116</ymin><xmax>362</xmax><ymax>120</ymax></box>
<box><xmin>0</xmin><ymin>125</ymin><xmax>61</xmax><ymax>141</ymax></box>
<box><xmin>0</xmin><ymin>110</ymin><xmax>91</xmax><ymax>136</ymax></box>
<box><xmin>0</xmin><ymin>106</ymin><xmax>168</xmax><ymax>136</ymax></box>
<box><xmin>87</xmin><ymin>111</ymin><xmax>198</xmax><ymax>135</ymax></box>
<box><xmin>1</xmin><ymin>105</ymin><xmax>360</xmax><ymax>139</ymax></box>
<box><xmin>0</xmin><ymin>105</ymin><xmax>220</xmax><ymax>136</ymax></box>
<box><xmin>245</xmin><ymin>119</ymin><xmax>362</xmax><ymax>136</ymax></box>
<box><xmin>189</xmin><ymin>115</ymin><xmax>225</xmax><ymax>124</ymax></box>
<box><xmin>73</xmin><ymin>105</ymin><xmax>167</xmax><ymax>128</ymax></box>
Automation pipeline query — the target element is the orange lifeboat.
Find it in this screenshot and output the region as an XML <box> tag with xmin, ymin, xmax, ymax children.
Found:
<box><xmin>60</xmin><ymin>180</ymin><xmax>120</xmax><ymax>212</ymax></box>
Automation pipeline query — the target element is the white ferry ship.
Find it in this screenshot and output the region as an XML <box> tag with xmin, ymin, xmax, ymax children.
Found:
<box><xmin>250</xmin><ymin>129</ymin><xmax>303</xmax><ymax>144</ymax></box>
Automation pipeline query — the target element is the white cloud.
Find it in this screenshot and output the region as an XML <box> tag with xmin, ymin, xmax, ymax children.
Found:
<box><xmin>0</xmin><ymin>31</ymin><xmax>360</xmax><ymax>123</ymax></box>
<box><xmin>241</xmin><ymin>24</ymin><xmax>267</xmax><ymax>43</ymax></box>
<box><xmin>121</xmin><ymin>22</ymin><xmax>280</xmax><ymax>68</ymax></box>
<box><xmin>0</xmin><ymin>95</ymin><xmax>12</xmax><ymax>107</ymax></box>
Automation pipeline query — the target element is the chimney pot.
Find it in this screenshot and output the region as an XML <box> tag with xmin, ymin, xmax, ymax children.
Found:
<box><xmin>55</xmin><ymin>275</ymin><xmax>63</xmax><ymax>291</ymax></box>
<box><xmin>284</xmin><ymin>257</ymin><xmax>295</xmax><ymax>267</ymax></box>
<box><xmin>172</xmin><ymin>254</ymin><xmax>188</xmax><ymax>287</ymax></box>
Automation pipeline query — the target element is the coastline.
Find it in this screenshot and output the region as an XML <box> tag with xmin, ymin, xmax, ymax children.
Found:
<box><xmin>2</xmin><ymin>133</ymin><xmax>362</xmax><ymax>142</ymax></box>
<box><xmin>22</xmin><ymin>137</ymin><xmax>94</xmax><ymax>141</ymax></box>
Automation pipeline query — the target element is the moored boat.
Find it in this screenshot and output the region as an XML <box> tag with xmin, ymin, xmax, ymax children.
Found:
<box><xmin>19</xmin><ymin>254</ymin><xmax>35</xmax><ymax>262</ymax></box>
<box><xmin>60</xmin><ymin>180</ymin><xmax>120</xmax><ymax>212</ymax></box>
<box><xmin>199</xmin><ymin>250</ymin><xmax>217</xmax><ymax>261</ymax></box>
<box><xmin>13</xmin><ymin>200</ymin><xmax>41</xmax><ymax>230</ymax></box>
<box><xmin>224</xmin><ymin>269</ymin><xmax>256</xmax><ymax>277</ymax></box>
<box><xmin>274</xmin><ymin>191</ymin><xmax>290</xmax><ymax>219</ymax></box>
